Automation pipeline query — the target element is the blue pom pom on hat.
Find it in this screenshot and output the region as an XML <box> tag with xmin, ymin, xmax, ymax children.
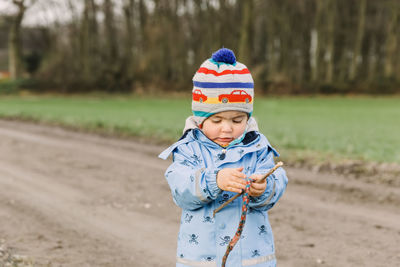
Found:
<box><xmin>211</xmin><ymin>48</ymin><xmax>236</xmax><ymax>65</ymax></box>
<box><xmin>191</xmin><ymin>48</ymin><xmax>254</xmax><ymax>123</ymax></box>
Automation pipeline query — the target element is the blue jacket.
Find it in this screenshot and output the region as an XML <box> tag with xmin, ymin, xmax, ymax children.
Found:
<box><xmin>159</xmin><ymin>128</ymin><xmax>288</xmax><ymax>267</ymax></box>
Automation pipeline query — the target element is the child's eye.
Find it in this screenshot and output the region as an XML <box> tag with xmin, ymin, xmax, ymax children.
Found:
<box><xmin>211</xmin><ymin>120</ymin><xmax>221</xmax><ymax>123</ymax></box>
<box><xmin>233</xmin><ymin>119</ymin><xmax>243</xmax><ymax>123</ymax></box>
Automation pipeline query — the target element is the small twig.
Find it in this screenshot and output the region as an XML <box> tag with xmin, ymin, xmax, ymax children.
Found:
<box><xmin>213</xmin><ymin>161</ymin><xmax>283</xmax><ymax>217</ymax></box>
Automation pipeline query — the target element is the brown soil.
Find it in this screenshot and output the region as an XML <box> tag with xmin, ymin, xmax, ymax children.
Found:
<box><xmin>0</xmin><ymin>120</ymin><xmax>399</xmax><ymax>267</ymax></box>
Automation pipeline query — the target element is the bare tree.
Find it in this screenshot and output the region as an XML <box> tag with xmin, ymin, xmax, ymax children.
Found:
<box><xmin>310</xmin><ymin>0</ymin><xmax>322</xmax><ymax>83</ymax></box>
<box><xmin>8</xmin><ymin>0</ymin><xmax>37</xmax><ymax>80</ymax></box>
<box><xmin>384</xmin><ymin>2</ymin><xmax>399</xmax><ymax>78</ymax></box>
<box><xmin>80</xmin><ymin>0</ymin><xmax>98</xmax><ymax>86</ymax></box>
<box><xmin>324</xmin><ymin>0</ymin><xmax>336</xmax><ymax>84</ymax></box>
<box><xmin>349</xmin><ymin>0</ymin><xmax>366</xmax><ymax>81</ymax></box>
<box><xmin>238</xmin><ymin>0</ymin><xmax>253</xmax><ymax>65</ymax></box>
<box><xmin>122</xmin><ymin>0</ymin><xmax>136</xmax><ymax>86</ymax></box>
<box><xmin>103</xmin><ymin>0</ymin><xmax>118</xmax><ymax>61</ymax></box>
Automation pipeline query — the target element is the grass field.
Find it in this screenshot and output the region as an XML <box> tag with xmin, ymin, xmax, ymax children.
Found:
<box><xmin>0</xmin><ymin>95</ymin><xmax>399</xmax><ymax>164</ymax></box>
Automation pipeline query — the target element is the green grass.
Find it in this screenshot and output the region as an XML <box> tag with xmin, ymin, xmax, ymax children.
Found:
<box><xmin>0</xmin><ymin>95</ymin><xmax>399</xmax><ymax>164</ymax></box>
<box><xmin>0</xmin><ymin>95</ymin><xmax>190</xmax><ymax>141</ymax></box>
<box><xmin>254</xmin><ymin>97</ymin><xmax>400</xmax><ymax>164</ymax></box>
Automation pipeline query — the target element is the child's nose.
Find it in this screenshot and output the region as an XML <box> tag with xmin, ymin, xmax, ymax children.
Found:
<box><xmin>221</xmin><ymin>122</ymin><xmax>233</xmax><ymax>132</ymax></box>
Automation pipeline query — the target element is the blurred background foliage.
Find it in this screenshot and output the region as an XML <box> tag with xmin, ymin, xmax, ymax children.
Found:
<box><xmin>0</xmin><ymin>0</ymin><xmax>399</xmax><ymax>94</ymax></box>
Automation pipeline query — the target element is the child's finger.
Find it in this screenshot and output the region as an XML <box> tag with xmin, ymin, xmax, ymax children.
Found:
<box><xmin>250</xmin><ymin>181</ymin><xmax>264</xmax><ymax>190</ymax></box>
<box><xmin>231</xmin><ymin>178</ymin><xmax>246</xmax><ymax>185</ymax></box>
<box><xmin>249</xmin><ymin>189</ymin><xmax>263</xmax><ymax>197</ymax></box>
<box><xmin>230</xmin><ymin>181</ymin><xmax>246</xmax><ymax>190</ymax></box>
<box><xmin>227</xmin><ymin>187</ymin><xmax>243</xmax><ymax>194</ymax></box>
<box><xmin>249</xmin><ymin>174</ymin><xmax>264</xmax><ymax>181</ymax></box>
<box><xmin>251</xmin><ymin>182</ymin><xmax>265</xmax><ymax>190</ymax></box>
<box><xmin>232</xmin><ymin>170</ymin><xmax>247</xmax><ymax>179</ymax></box>
<box><xmin>232</xmin><ymin>178</ymin><xmax>247</xmax><ymax>187</ymax></box>
<box><xmin>253</xmin><ymin>177</ymin><xmax>266</xmax><ymax>184</ymax></box>
<box><xmin>252</xmin><ymin>178</ymin><xmax>266</xmax><ymax>186</ymax></box>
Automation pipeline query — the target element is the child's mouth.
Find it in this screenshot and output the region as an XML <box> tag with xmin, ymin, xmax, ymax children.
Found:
<box><xmin>216</xmin><ymin>138</ymin><xmax>233</xmax><ymax>144</ymax></box>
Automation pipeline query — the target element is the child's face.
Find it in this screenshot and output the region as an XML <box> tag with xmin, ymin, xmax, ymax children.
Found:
<box><xmin>201</xmin><ymin>111</ymin><xmax>248</xmax><ymax>147</ymax></box>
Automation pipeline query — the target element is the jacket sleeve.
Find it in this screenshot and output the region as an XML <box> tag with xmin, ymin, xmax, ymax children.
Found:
<box><xmin>248</xmin><ymin>145</ymin><xmax>288</xmax><ymax>211</ymax></box>
<box><xmin>164</xmin><ymin>144</ymin><xmax>221</xmax><ymax>210</ymax></box>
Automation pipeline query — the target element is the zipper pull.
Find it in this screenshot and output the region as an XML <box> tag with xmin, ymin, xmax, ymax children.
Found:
<box><xmin>219</xmin><ymin>149</ymin><xmax>226</xmax><ymax>160</ymax></box>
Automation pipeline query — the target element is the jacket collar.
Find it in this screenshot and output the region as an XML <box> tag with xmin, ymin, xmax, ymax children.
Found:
<box><xmin>158</xmin><ymin>117</ymin><xmax>277</xmax><ymax>161</ymax></box>
<box><xmin>191</xmin><ymin>128</ymin><xmax>259</xmax><ymax>150</ymax></box>
<box><xmin>158</xmin><ymin>128</ymin><xmax>263</xmax><ymax>160</ymax></box>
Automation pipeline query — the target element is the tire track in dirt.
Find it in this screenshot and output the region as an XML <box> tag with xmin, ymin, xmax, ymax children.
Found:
<box><xmin>0</xmin><ymin>120</ymin><xmax>399</xmax><ymax>267</ymax></box>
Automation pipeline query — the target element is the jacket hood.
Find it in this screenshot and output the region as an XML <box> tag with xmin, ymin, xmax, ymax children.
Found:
<box><xmin>158</xmin><ymin>127</ymin><xmax>278</xmax><ymax>161</ymax></box>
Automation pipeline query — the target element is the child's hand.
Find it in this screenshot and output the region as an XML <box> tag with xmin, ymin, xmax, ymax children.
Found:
<box><xmin>216</xmin><ymin>167</ymin><xmax>247</xmax><ymax>193</ymax></box>
<box><xmin>248</xmin><ymin>174</ymin><xmax>267</xmax><ymax>197</ymax></box>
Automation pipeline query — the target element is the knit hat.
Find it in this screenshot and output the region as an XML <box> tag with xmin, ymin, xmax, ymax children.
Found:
<box><xmin>191</xmin><ymin>48</ymin><xmax>254</xmax><ymax>124</ymax></box>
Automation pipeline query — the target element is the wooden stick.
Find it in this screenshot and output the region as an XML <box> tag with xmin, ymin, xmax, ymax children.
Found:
<box><xmin>213</xmin><ymin>161</ymin><xmax>283</xmax><ymax>217</ymax></box>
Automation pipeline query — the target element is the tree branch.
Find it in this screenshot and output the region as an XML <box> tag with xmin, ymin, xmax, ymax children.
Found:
<box><xmin>213</xmin><ymin>162</ymin><xmax>284</xmax><ymax>216</ymax></box>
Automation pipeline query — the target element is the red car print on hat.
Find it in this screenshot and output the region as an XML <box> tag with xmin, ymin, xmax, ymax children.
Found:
<box><xmin>218</xmin><ymin>90</ymin><xmax>252</xmax><ymax>103</ymax></box>
<box><xmin>193</xmin><ymin>89</ymin><xmax>208</xmax><ymax>103</ymax></box>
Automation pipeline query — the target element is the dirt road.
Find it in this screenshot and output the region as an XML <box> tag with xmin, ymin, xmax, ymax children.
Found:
<box><xmin>0</xmin><ymin>120</ymin><xmax>399</xmax><ymax>267</ymax></box>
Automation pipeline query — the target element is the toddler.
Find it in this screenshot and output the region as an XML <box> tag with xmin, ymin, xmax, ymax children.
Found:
<box><xmin>159</xmin><ymin>48</ymin><xmax>288</xmax><ymax>267</ymax></box>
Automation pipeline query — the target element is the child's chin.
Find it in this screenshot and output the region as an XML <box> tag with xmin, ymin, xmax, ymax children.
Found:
<box><xmin>216</xmin><ymin>141</ymin><xmax>230</xmax><ymax>147</ymax></box>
